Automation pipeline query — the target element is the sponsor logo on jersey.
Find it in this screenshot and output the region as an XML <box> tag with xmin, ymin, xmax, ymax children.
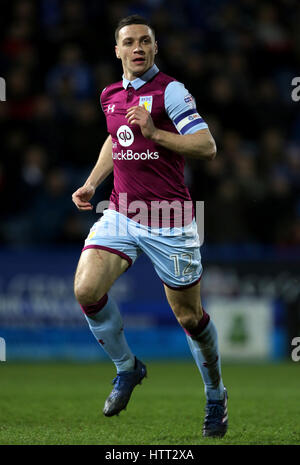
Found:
<box><xmin>112</xmin><ymin>149</ymin><xmax>159</xmax><ymax>160</ymax></box>
<box><xmin>139</xmin><ymin>96</ymin><xmax>153</xmax><ymax>113</ymax></box>
<box><xmin>184</xmin><ymin>94</ymin><xmax>196</xmax><ymax>109</ymax></box>
<box><xmin>107</xmin><ymin>104</ymin><xmax>115</xmax><ymax>113</ymax></box>
<box><xmin>117</xmin><ymin>125</ymin><xmax>134</xmax><ymax>147</ymax></box>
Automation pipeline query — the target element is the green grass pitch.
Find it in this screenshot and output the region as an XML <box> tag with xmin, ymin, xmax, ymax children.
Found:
<box><xmin>0</xmin><ymin>361</ymin><xmax>299</xmax><ymax>445</ymax></box>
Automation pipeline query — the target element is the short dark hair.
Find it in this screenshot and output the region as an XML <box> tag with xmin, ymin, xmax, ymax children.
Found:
<box><xmin>115</xmin><ymin>15</ymin><xmax>155</xmax><ymax>43</ymax></box>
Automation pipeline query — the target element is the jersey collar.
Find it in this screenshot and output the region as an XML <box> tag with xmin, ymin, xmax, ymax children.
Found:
<box><xmin>122</xmin><ymin>64</ymin><xmax>159</xmax><ymax>90</ymax></box>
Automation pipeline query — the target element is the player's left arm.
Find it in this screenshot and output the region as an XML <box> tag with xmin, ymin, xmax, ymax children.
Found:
<box><xmin>126</xmin><ymin>82</ymin><xmax>216</xmax><ymax>160</ymax></box>
<box><xmin>136</xmin><ymin>117</ymin><xmax>216</xmax><ymax>160</ymax></box>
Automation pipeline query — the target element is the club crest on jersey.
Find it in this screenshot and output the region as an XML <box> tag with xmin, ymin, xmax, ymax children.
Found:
<box><xmin>139</xmin><ymin>96</ymin><xmax>153</xmax><ymax>113</ymax></box>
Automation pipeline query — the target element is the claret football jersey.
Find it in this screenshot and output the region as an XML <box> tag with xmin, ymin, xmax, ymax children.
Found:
<box><xmin>100</xmin><ymin>64</ymin><xmax>208</xmax><ymax>227</ymax></box>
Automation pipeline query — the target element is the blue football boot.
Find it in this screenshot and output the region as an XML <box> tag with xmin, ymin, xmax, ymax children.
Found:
<box><xmin>103</xmin><ymin>357</ymin><xmax>147</xmax><ymax>417</ymax></box>
<box><xmin>202</xmin><ymin>387</ymin><xmax>228</xmax><ymax>438</ymax></box>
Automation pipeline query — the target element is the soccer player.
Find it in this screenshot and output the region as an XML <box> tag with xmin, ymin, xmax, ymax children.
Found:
<box><xmin>72</xmin><ymin>15</ymin><xmax>228</xmax><ymax>438</ymax></box>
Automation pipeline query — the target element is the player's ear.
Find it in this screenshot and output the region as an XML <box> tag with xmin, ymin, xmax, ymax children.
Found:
<box><xmin>115</xmin><ymin>45</ymin><xmax>121</xmax><ymax>59</ymax></box>
<box><xmin>154</xmin><ymin>41</ymin><xmax>158</xmax><ymax>55</ymax></box>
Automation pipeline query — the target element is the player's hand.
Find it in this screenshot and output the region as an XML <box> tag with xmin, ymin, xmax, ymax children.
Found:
<box><xmin>72</xmin><ymin>184</ymin><xmax>95</xmax><ymax>211</ymax></box>
<box><xmin>126</xmin><ymin>105</ymin><xmax>157</xmax><ymax>139</ymax></box>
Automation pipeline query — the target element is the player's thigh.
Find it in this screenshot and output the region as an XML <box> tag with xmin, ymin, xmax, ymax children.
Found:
<box><xmin>74</xmin><ymin>248</ymin><xmax>128</xmax><ymax>303</ymax></box>
<box><xmin>164</xmin><ymin>281</ymin><xmax>203</xmax><ymax>322</ymax></box>
<box><xmin>75</xmin><ymin>209</ymin><xmax>140</xmax><ymax>304</ymax></box>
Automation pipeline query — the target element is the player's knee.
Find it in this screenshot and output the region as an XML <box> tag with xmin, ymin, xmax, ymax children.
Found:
<box><xmin>178</xmin><ymin>313</ymin><xmax>201</xmax><ymax>334</ymax></box>
<box><xmin>174</xmin><ymin>304</ymin><xmax>203</xmax><ymax>334</ymax></box>
<box><xmin>74</xmin><ymin>281</ymin><xmax>103</xmax><ymax>307</ymax></box>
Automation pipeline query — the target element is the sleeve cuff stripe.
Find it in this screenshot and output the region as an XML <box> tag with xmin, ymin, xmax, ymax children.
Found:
<box><xmin>173</xmin><ymin>109</ymin><xmax>195</xmax><ymax>125</ymax></box>
<box><xmin>180</xmin><ymin>120</ymin><xmax>207</xmax><ymax>134</ymax></box>
<box><xmin>176</xmin><ymin>114</ymin><xmax>203</xmax><ymax>132</ymax></box>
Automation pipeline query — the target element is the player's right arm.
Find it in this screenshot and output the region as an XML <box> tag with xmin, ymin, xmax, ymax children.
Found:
<box><xmin>72</xmin><ymin>135</ymin><xmax>113</xmax><ymax>211</ymax></box>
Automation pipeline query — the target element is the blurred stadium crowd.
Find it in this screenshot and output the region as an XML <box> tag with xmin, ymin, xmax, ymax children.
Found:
<box><xmin>0</xmin><ymin>0</ymin><xmax>300</xmax><ymax>246</ymax></box>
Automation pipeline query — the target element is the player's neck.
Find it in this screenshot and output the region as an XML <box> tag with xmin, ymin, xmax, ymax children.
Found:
<box><xmin>123</xmin><ymin>65</ymin><xmax>153</xmax><ymax>82</ymax></box>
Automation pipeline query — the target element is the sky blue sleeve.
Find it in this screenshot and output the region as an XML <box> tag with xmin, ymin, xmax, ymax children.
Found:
<box><xmin>164</xmin><ymin>81</ymin><xmax>208</xmax><ymax>134</ymax></box>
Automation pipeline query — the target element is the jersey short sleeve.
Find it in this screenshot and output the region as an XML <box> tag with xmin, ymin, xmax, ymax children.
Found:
<box><xmin>100</xmin><ymin>87</ymin><xmax>106</xmax><ymax>113</ymax></box>
<box><xmin>164</xmin><ymin>81</ymin><xmax>208</xmax><ymax>135</ymax></box>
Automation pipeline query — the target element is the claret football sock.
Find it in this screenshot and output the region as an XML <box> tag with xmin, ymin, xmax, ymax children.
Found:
<box><xmin>185</xmin><ymin>310</ymin><xmax>224</xmax><ymax>401</ymax></box>
<box><xmin>84</xmin><ymin>296</ymin><xmax>135</xmax><ymax>373</ymax></box>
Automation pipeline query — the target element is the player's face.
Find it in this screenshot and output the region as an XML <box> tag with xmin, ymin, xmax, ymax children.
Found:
<box><xmin>115</xmin><ymin>24</ymin><xmax>158</xmax><ymax>80</ymax></box>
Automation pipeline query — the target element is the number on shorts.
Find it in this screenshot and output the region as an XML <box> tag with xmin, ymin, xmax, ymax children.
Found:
<box><xmin>170</xmin><ymin>253</ymin><xmax>193</xmax><ymax>277</ymax></box>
